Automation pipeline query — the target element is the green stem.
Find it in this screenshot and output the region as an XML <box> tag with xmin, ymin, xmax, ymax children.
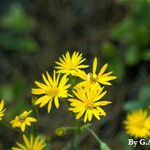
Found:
<box><xmin>71</xmin><ymin>120</ymin><xmax>81</xmax><ymax>150</ymax></box>
<box><xmin>84</xmin><ymin>126</ymin><xmax>111</xmax><ymax>150</ymax></box>
<box><xmin>63</xmin><ymin>126</ymin><xmax>75</xmax><ymax>130</ymax></box>
<box><xmin>84</xmin><ymin>126</ymin><xmax>103</xmax><ymax>144</ymax></box>
<box><xmin>71</xmin><ymin>131</ymin><xmax>79</xmax><ymax>150</ymax></box>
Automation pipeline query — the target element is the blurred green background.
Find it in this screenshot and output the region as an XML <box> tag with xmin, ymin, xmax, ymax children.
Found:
<box><xmin>0</xmin><ymin>0</ymin><xmax>150</xmax><ymax>150</ymax></box>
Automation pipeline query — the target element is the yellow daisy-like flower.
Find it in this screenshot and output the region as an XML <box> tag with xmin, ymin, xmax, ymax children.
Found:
<box><xmin>124</xmin><ymin>109</ymin><xmax>150</xmax><ymax>138</ymax></box>
<box><xmin>74</xmin><ymin>57</ymin><xmax>117</xmax><ymax>88</ymax></box>
<box><xmin>12</xmin><ymin>134</ymin><xmax>46</xmax><ymax>150</ymax></box>
<box><xmin>55</xmin><ymin>51</ymin><xmax>89</xmax><ymax>75</ymax></box>
<box><xmin>68</xmin><ymin>85</ymin><xmax>112</xmax><ymax>122</ymax></box>
<box><xmin>10</xmin><ymin>110</ymin><xmax>37</xmax><ymax>132</ymax></box>
<box><xmin>32</xmin><ymin>71</ymin><xmax>71</xmax><ymax>113</ymax></box>
<box><xmin>0</xmin><ymin>99</ymin><xmax>6</xmax><ymax>120</ymax></box>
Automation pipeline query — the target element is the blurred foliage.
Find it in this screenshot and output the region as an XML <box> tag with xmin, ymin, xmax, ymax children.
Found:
<box><xmin>0</xmin><ymin>3</ymin><xmax>38</xmax><ymax>53</ymax></box>
<box><xmin>124</xmin><ymin>85</ymin><xmax>150</xmax><ymax>111</ymax></box>
<box><xmin>119</xmin><ymin>132</ymin><xmax>132</xmax><ymax>150</ymax></box>
<box><xmin>100</xmin><ymin>0</ymin><xmax>150</xmax><ymax>82</ymax></box>
<box><xmin>1</xmin><ymin>3</ymin><xmax>36</xmax><ymax>32</ymax></box>
<box><xmin>100</xmin><ymin>1</ymin><xmax>150</xmax><ymax>149</ymax></box>
<box><xmin>0</xmin><ymin>74</ymin><xmax>30</xmax><ymax>119</ymax></box>
<box><xmin>0</xmin><ymin>74</ymin><xmax>25</xmax><ymax>103</ymax></box>
<box><xmin>111</xmin><ymin>0</ymin><xmax>150</xmax><ymax>113</ymax></box>
<box><xmin>111</xmin><ymin>0</ymin><xmax>150</xmax><ymax>65</ymax></box>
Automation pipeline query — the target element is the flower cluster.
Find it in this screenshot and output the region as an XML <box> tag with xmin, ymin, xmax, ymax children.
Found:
<box><xmin>0</xmin><ymin>51</ymin><xmax>117</xmax><ymax>149</ymax></box>
<box><xmin>32</xmin><ymin>51</ymin><xmax>117</xmax><ymax>122</ymax></box>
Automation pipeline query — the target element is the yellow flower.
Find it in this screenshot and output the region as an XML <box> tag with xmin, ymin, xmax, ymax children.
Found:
<box><xmin>55</xmin><ymin>51</ymin><xmax>89</xmax><ymax>75</ymax></box>
<box><xmin>68</xmin><ymin>85</ymin><xmax>112</xmax><ymax>122</ymax></box>
<box><xmin>12</xmin><ymin>134</ymin><xmax>46</xmax><ymax>150</ymax></box>
<box><xmin>74</xmin><ymin>57</ymin><xmax>117</xmax><ymax>88</ymax></box>
<box><xmin>124</xmin><ymin>109</ymin><xmax>150</xmax><ymax>138</ymax></box>
<box><xmin>0</xmin><ymin>99</ymin><xmax>6</xmax><ymax>120</ymax></box>
<box><xmin>10</xmin><ymin>110</ymin><xmax>37</xmax><ymax>132</ymax></box>
<box><xmin>32</xmin><ymin>71</ymin><xmax>71</xmax><ymax>113</ymax></box>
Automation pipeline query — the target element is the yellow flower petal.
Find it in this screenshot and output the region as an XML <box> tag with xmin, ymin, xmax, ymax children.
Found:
<box><xmin>47</xmin><ymin>99</ymin><xmax>53</xmax><ymax>113</ymax></box>
<box><xmin>21</xmin><ymin>123</ymin><xmax>26</xmax><ymax>132</ymax></box>
<box><xmin>54</xmin><ymin>96</ymin><xmax>59</xmax><ymax>108</ymax></box>
<box><xmin>98</xmin><ymin>63</ymin><xmax>108</xmax><ymax>76</ymax></box>
<box><xmin>93</xmin><ymin>57</ymin><xmax>97</xmax><ymax>75</ymax></box>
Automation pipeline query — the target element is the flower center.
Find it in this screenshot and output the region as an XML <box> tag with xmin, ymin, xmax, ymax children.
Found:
<box><xmin>68</xmin><ymin>63</ymin><xmax>76</xmax><ymax>70</ymax></box>
<box><xmin>47</xmin><ymin>87</ymin><xmax>59</xmax><ymax>97</ymax></box>
<box><xmin>85</xmin><ymin>100</ymin><xmax>94</xmax><ymax>110</ymax></box>
<box><xmin>68</xmin><ymin>67</ymin><xmax>74</xmax><ymax>70</ymax></box>
<box><xmin>18</xmin><ymin>116</ymin><xmax>25</xmax><ymax>123</ymax></box>
<box><xmin>135</xmin><ymin>121</ymin><xmax>145</xmax><ymax>129</ymax></box>
<box><xmin>87</xmin><ymin>73</ymin><xmax>98</xmax><ymax>83</ymax></box>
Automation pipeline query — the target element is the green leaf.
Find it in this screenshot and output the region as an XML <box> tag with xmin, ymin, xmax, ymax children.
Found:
<box><xmin>123</xmin><ymin>100</ymin><xmax>145</xmax><ymax>111</ymax></box>
<box><xmin>0</xmin><ymin>33</ymin><xmax>38</xmax><ymax>53</ymax></box>
<box><xmin>118</xmin><ymin>132</ymin><xmax>133</xmax><ymax>150</ymax></box>
<box><xmin>100</xmin><ymin>142</ymin><xmax>111</xmax><ymax>150</ymax></box>
<box><xmin>45</xmin><ymin>143</ymin><xmax>52</xmax><ymax>150</ymax></box>
<box><xmin>17</xmin><ymin>38</ymin><xmax>39</xmax><ymax>53</ymax></box>
<box><xmin>124</xmin><ymin>47</ymin><xmax>140</xmax><ymax>66</ymax></box>
<box><xmin>1</xmin><ymin>3</ymin><xmax>36</xmax><ymax>33</ymax></box>
<box><xmin>124</xmin><ymin>85</ymin><xmax>150</xmax><ymax>111</ymax></box>
<box><xmin>138</xmin><ymin>85</ymin><xmax>150</xmax><ymax>102</ymax></box>
<box><xmin>111</xmin><ymin>18</ymin><xmax>134</xmax><ymax>43</ymax></box>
